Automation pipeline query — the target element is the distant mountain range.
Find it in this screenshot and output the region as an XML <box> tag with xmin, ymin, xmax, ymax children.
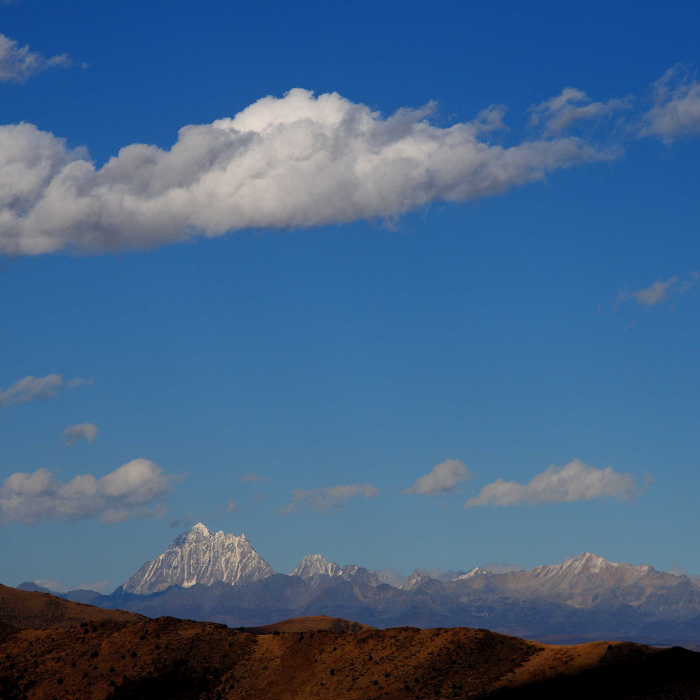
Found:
<box><xmin>17</xmin><ymin>522</ymin><xmax>700</xmax><ymax>648</ymax></box>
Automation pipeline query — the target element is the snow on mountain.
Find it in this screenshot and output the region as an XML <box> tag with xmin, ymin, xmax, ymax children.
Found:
<box><xmin>292</xmin><ymin>554</ymin><xmax>344</xmax><ymax>579</ymax></box>
<box><xmin>533</xmin><ymin>552</ymin><xmax>627</xmax><ymax>578</ymax></box>
<box><xmin>442</xmin><ymin>552</ymin><xmax>697</xmax><ymax>611</ymax></box>
<box><xmin>291</xmin><ymin>554</ymin><xmax>383</xmax><ymax>587</ymax></box>
<box><xmin>453</xmin><ymin>567</ymin><xmax>491</xmax><ymax>581</ymax></box>
<box><xmin>119</xmin><ymin>528</ymin><xmax>700</xmax><ymax>614</ymax></box>
<box><xmin>507</xmin><ymin>552</ymin><xmax>686</xmax><ymax>607</ymax></box>
<box><xmin>529</xmin><ymin>552</ymin><xmax>658</xmax><ymax>592</ymax></box>
<box><xmin>123</xmin><ymin>522</ymin><xmax>274</xmax><ymax>594</ymax></box>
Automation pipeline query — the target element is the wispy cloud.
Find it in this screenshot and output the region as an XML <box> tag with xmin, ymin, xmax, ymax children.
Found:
<box><xmin>282</xmin><ymin>483</ymin><xmax>379</xmax><ymax>513</ymax></box>
<box><xmin>0</xmin><ymin>87</ymin><xmax>612</xmax><ymax>256</ymax></box>
<box><xmin>241</xmin><ymin>472</ymin><xmax>269</xmax><ymax>482</ymax></box>
<box><xmin>404</xmin><ymin>458</ymin><xmax>472</xmax><ymax>495</ymax></box>
<box><xmin>0</xmin><ymin>374</ymin><xmax>91</xmax><ymax>407</ymax></box>
<box><xmin>0</xmin><ymin>458</ymin><xmax>173</xmax><ymax>524</ymax></box>
<box><xmin>465</xmin><ymin>458</ymin><xmax>638</xmax><ymax>507</ymax></box>
<box><xmin>530</xmin><ymin>87</ymin><xmax>630</xmax><ymax>135</ymax></box>
<box><xmin>641</xmin><ymin>65</ymin><xmax>700</xmax><ymax>142</ymax></box>
<box><xmin>0</xmin><ymin>33</ymin><xmax>72</xmax><ymax>83</ymax></box>
<box><xmin>617</xmin><ymin>272</ymin><xmax>699</xmax><ymax>307</ymax></box>
<box><xmin>63</xmin><ymin>422</ymin><xmax>99</xmax><ymax>446</ymax></box>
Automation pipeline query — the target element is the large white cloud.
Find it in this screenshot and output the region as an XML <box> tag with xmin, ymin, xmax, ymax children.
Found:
<box><xmin>282</xmin><ymin>483</ymin><xmax>379</xmax><ymax>513</ymax></box>
<box><xmin>641</xmin><ymin>66</ymin><xmax>700</xmax><ymax>142</ymax></box>
<box><xmin>465</xmin><ymin>458</ymin><xmax>638</xmax><ymax>507</ymax></box>
<box><xmin>0</xmin><ymin>88</ymin><xmax>611</xmax><ymax>255</ymax></box>
<box><xmin>0</xmin><ymin>33</ymin><xmax>71</xmax><ymax>83</ymax></box>
<box><xmin>0</xmin><ymin>458</ymin><xmax>172</xmax><ymax>524</ymax></box>
<box><xmin>404</xmin><ymin>458</ymin><xmax>472</xmax><ymax>495</ymax></box>
<box><xmin>0</xmin><ymin>373</ymin><xmax>90</xmax><ymax>407</ymax></box>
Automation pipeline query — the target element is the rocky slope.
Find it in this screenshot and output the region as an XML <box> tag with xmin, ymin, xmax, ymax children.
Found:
<box><xmin>123</xmin><ymin>522</ymin><xmax>274</xmax><ymax>594</ymax></box>
<box><xmin>2</xmin><ymin>585</ymin><xmax>700</xmax><ymax>700</ymax></box>
<box><xmin>292</xmin><ymin>554</ymin><xmax>345</xmax><ymax>579</ymax></box>
<box><xmin>292</xmin><ymin>554</ymin><xmax>382</xmax><ymax>587</ymax></box>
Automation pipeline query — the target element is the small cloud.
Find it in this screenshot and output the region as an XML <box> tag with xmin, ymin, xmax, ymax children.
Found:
<box><xmin>63</xmin><ymin>422</ymin><xmax>99</xmax><ymax>446</ymax></box>
<box><xmin>0</xmin><ymin>33</ymin><xmax>73</xmax><ymax>83</ymax></box>
<box><xmin>640</xmin><ymin>65</ymin><xmax>700</xmax><ymax>142</ymax></box>
<box><xmin>226</xmin><ymin>499</ymin><xmax>238</xmax><ymax>512</ymax></box>
<box><xmin>617</xmin><ymin>272</ymin><xmax>698</xmax><ymax>307</ymax></box>
<box><xmin>530</xmin><ymin>87</ymin><xmax>630</xmax><ymax>135</ymax></box>
<box><xmin>624</xmin><ymin>276</ymin><xmax>678</xmax><ymax>306</ymax></box>
<box><xmin>241</xmin><ymin>472</ymin><xmax>269</xmax><ymax>482</ymax></box>
<box><xmin>282</xmin><ymin>483</ymin><xmax>379</xmax><ymax>514</ymax></box>
<box><xmin>404</xmin><ymin>458</ymin><xmax>472</xmax><ymax>495</ymax></box>
<box><xmin>465</xmin><ymin>458</ymin><xmax>638</xmax><ymax>507</ymax></box>
<box><xmin>0</xmin><ymin>373</ymin><xmax>90</xmax><ymax>407</ymax></box>
<box><xmin>0</xmin><ymin>458</ymin><xmax>174</xmax><ymax>524</ymax></box>
<box><xmin>470</xmin><ymin>105</ymin><xmax>509</xmax><ymax>134</ymax></box>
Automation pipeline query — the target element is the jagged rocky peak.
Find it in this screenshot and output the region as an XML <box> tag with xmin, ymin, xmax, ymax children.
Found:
<box><xmin>292</xmin><ymin>554</ymin><xmax>344</xmax><ymax>579</ymax></box>
<box><xmin>530</xmin><ymin>552</ymin><xmax>662</xmax><ymax>593</ymax></box>
<box><xmin>123</xmin><ymin>522</ymin><xmax>274</xmax><ymax>595</ymax></box>
<box><xmin>533</xmin><ymin>552</ymin><xmax>618</xmax><ymax>577</ymax></box>
<box><xmin>174</xmin><ymin>521</ymin><xmax>211</xmax><ymax>544</ymax></box>
<box><xmin>566</xmin><ymin>552</ymin><xmax>619</xmax><ymax>572</ymax></box>
<box><xmin>403</xmin><ymin>570</ymin><xmax>438</xmax><ymax>590</ymax></box>
<box><xmin>291</xmin><ymin>555</ymin><xmax>382</xmax><ymax>586</ymax></box>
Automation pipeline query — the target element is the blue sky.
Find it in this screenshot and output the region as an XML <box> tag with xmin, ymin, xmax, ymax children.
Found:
<box><xmin>1</xmin><ymin>0</ymin><xmax>699</xmax><ymax>591</ymax></box>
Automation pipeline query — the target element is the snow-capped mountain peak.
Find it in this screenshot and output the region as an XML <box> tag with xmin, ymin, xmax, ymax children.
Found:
<box><xmin>522</xmin><ymin>551</ymin><xmax>675</xmax><ymax>607</ymax></box>
<box><xmin>292</xmin><ymin>554</ymin><xmax>344</xmax><ymax>579</ymax></box>
<box><xmin>533</xmin><ymin>552</ymin><xmax>622</xmax><ymax>579</ymax></box>
<box><xmin>564</xmin><ymin>552</ymin><xmax>616</xmax><ymax>573</ymax></box>
<box><xmin>174</xmin><ymin>521</ymin><xmax>211</xmax><ymax>545</ymax></box>
<box><xmin>124</xmin><ymin>522</ymin><xmax>274</xmax><ymax>594</ymax></box>
<box><xmin>291</xmin><ymin>555</ymin><xmax>383</xmax><ymax>587</ymax></box>
<box><xmin>453</xmin><ymin>567</ymin><xmax>491</xmax><ymax>581</ymax></box>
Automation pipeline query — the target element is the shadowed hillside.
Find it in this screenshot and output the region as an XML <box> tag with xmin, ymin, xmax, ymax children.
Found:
<box><xmin>1</xmin><ymin>584</ymin><xmax>699</xmax><ymax>699</ymax></box>
<box><xmin>0</xmin><ymin>584</ymin><xmax>139</xmax><ymax>643</ymax></box>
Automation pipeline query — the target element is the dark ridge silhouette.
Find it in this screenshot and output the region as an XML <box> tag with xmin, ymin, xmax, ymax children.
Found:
<box><xmin>491</xmin><ymin>643</ymin><xmax>700</xmax><ymax>699</ymax></box>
